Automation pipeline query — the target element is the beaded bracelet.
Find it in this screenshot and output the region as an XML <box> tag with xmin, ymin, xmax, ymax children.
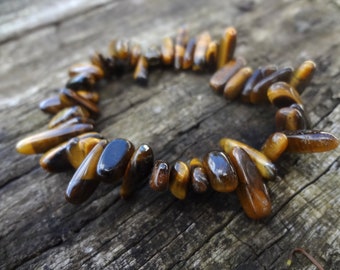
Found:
<box><xmin>15</xmin><ymin>26</ymin><xmax>339</xmax><ymax>220</ymax></box>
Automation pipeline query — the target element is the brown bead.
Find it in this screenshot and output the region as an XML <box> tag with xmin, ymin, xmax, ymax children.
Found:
<box><xmin>149</xmin><ymin>160</ymin><xmax>170</xmax><ymax>191</ymax></box>
<box><xmin>223</xmin><ymin>66</ymin><xmax>253</xmax><ymax>100</ymax></box>
<box><xmin>290</xmin><ymin>60</ymin><xmax>316</xmax><ymax>94</ymax></box>
<box><xmin>68</xmin><ymin>63</ymin><xmax>104</xmax><ymax>80</ymax></box>
<box><xmin>16</xmin><ymin>123</ymin><xmax>94</xmax><ymax>155</ymax></box>
<box><xmin>161</xmin><ymin>37</ymin><xmax>174</xmax><ymax>66</ymax></box>
<box><xmin>182</xmin><ymin>37</ymin><xmax>196</xmax><ymax>70</ymax></box>
<box><xmin>120</xmin><ymin>144</ymin><xmax>154</xmax><ymax>199</ymax></box>
<box><xmin>90</xmin><ymin>51</ymin><xmax>115</xmax><ymax>79</ymax></box>
<box><xmin>129</xmin><ymin>43</ymin><xmax>142</xmax><ymax>68</ymax></box>
<box><xmin>250</xmin><ymin>67</ymin><xmax>293</xmax><ymax>104</ymax></box>
<box><xmin>97</xmin><ymin>138</ymin><xmax>135</xmax><ymax>183</ymax></box>
<box><xmin>217</xmin><ymin>27</ymin><xmax>237</xmax><ymax>69</ymax></box>
<box><xmin>76</xmin><ymin>91</ymin><xmax>100</xmax><ymax>103</ymax></box>
<box><xmin>275</xmin><ymin>104</ymin><xmax>308</xmax><ymax>131</ymax></box>
<box><xmin>144</xmin><ymin>45</ymin><xmax>161</xmax><ymax>67</ymax></box>
<box><xmin>229</xmin><ymin>147</ymin><xmax>271</xmax><ymax>220</ymax></box>
<box><xmin>110</xmin><ymin>39</ymin><xmax>130</xmax><ymax>60</ymax></box>
<box><xmin>48</xmin><ymin>106</ymin><xmax>90</xmax><ymax>129</ymax></box>
<box><xmin>284</xmin><ymin>130</ymin><xmax>339</xmax><ymax>153</ymax></box>
<box><xmin>66</xmin><ymin>72</ymin><xmax>96</xmax><ymax>91</ymax></box>
<box><xmin>219</xmin><ymin>138</ymin><xmax>277</xmax><ymax>180</ymax></box>
<box><xmin>203</xmin><ymin>151</ymin><xmax>238</xmax><ymax>193</ymax></box>
<box><xmin>65</xmin><ymin>139</ymin><xmax>108</xmax><ymax>204</ymax></box>
<box><xmin>267</xmin><ymin>82</ymin><xmax>303</xmax><ymax>108</ymax></box>
<box><xmin>54</xmin><ymin>117</ymin><xmax>95</xmax><ymax>129</ymax></box>
<box><xmin>193</xmin><ymin>31</ymin><xmax>211</xmax><ymax>71</ymax></box>
<box><xmin>205</xmin><ymin>40</ymin><xmax>218</xmax><ymax>72</ymax></box>
<box><xmin>189</xmin><ymin>158</ymin><xmax>209</xmax><ymax>193</ymax></box>
<box><xmin>133</xmin><ymin>56</ymin><xmax>148</xmax><ymax>86</ymax></box>
<box><xmin>174</xmin><ymin>27</ymin><xmax>189</xmax><ymax>70</ymax></box>
<box><xmin>209</xmin><ymin>57</ymin><xmax>246</xmax><ymax>94</ymax></box>
<box><xmin>169</xmin><ymin>161</ymin><xmax>190</xmax><ymax>200</ymax></box>
<box><xmin>39</xmin><ymin>96</ymin><xmax>66</xmax><ymax>114</ymax></box>
<box><xmin>261</xmin><ymin>132</ymin><xmax>288</xmax><ymax>162</ymax></box>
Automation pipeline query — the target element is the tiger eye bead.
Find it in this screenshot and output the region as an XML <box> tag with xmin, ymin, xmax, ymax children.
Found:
<box><xmin>209</xmin><ymin>57</ymin><xmax>246</xmax><ymax>94</ymax></box>
<box><xmin>205</xmin><ymin>40</ymin><xmax>218</xmax><ymax>71</ymax></box>
<box><xmin>130</xmin><ymin>43</ymin><xmax>142</xmax><ymax>68</ymax></box>
<box><xmin>261</xmin><ymin>132</ymin><xmax>288</xmax><ymax>162</ymax></box>
<box><xmin>39</xmin><ymin>96</ymin><xmax>66</xmax><ymax>114</ymax></box>
<box><xmin>267</xmin><ymin>82</ymin><xmax>303</xmax><ymax>108</ymax></box>
<box><xmin>275</xmin><ymin>104</ymin><xmax>308</xmax><ymax>131</ymax></box>
<box><xmin>90</xmin><ymin>51</ymin><xmax>116</xmax><ymax>79</ymax></box>
<box><xmin>219</xmin><ymin>138</ymin><xmax>277</xmax><ymax>180</ymax></box>
<box><xmin>169</xmin><ymin>161</ymin><xmax>190</xmax><ymax>200</ymax></box>
<box><xmin>182</xmin><ymin>37</ymin><xmax>196</xmax><ymax>70</ymax></box>
<box><xmin>54</xmin><ymin>117</ymin><xmax>95</xmax><ymax>129</ymax></box>
<box><xmin>120</xmin><ymin>144</ymin><xmax>154</xmax><ymax>199</ymax></box>
<box><xmin>16</xmin><ymin>123</ymin><xmax>94</xmax><ymax>155</ymax></box>
<box><xmin>229</xmin><ymin>147</ymin><xmax>271</xmax><ymax>220</ymax></box>
<box><xmin>149</xmin><ymin>160</ymin><xmax>170</xmax><ymax>191</ymax></box>
<box><xmin>223</xmin><ymin>66</ymin><xmax>253</xmax><ymax>100</ymax></box>
<box><xmin>290</xmin><ymin>60</ymin><xmax>316</xmax><ymax>94</ymax></box>
<box><xmin>76</xmin><ymin>91</ymin><xmax>100</xmax><ymax>103</ymax></box>
<box><xmin>284</xmin><ymin>130</ymin><xmax>339</xmax><ymax>153</ymax></box>
<box><xmin>66</xmin><ymin>72</ymin><xmax>96</xmax><ymax>91</ymax></box>
<box><xmin>193</xmin><ymin>31</ymin><xmax>211</xmax><ymax>71</ymax></box>
<box><xmin>133</xmin><ymin>56</ymin><xmax>148</xmax><ymax>86</ymax></box>
<box><xmin>97</xmin><ymin>138</ymin><xmax>135</xmax><ymax>183</ymax></box>
<box><xmin>48</xmin><ymin>106</ymin><xmax>90</xmax><ymax>129</ymax></box>
<box><xmin>65</xmin><ymin>139</ymin><xmax>108</xmax><ymax>204</ymax></box>
<box><xmin>68</xmin><ymin>63</ymin><xmax>104</xmax><ymax>80</ymax></box>
<box><xmin>189</xmin><ymin>158</ymin><xmax>209</xmax><ymax>193</ymax></box>
<box><xmin>161</xmin><ymin>37</ymin><xmax>174</xmax><ymax>66</ymax></box>
<box><xmin>144</xmin><ymin>45</ymin><xmax>161</xmax><ymax>67</ymax></box>
<box><xmin>174</xmin><ymin>26</ymin><xmax>189</xmax><ymax>70</ymax></box>
<box><xmin>203</xmin><ymin>151</ymin><xmax>238</xmax><ymax>193</ymax></box>
<box><xmin>114</xmin><ymin>39</ymin><xmax>130</xmax><ymax>60</ymax></box>
<box><xmin>217</xmin><ymin>27</ymin><xmax>237</xmax><ymax>69</ymax></box>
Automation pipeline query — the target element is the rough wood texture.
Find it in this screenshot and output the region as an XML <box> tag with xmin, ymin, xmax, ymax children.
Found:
<box><xmin>1</xmin><ymin>0</ymin><xmax>339</xmax><ymax>269</ymax></box>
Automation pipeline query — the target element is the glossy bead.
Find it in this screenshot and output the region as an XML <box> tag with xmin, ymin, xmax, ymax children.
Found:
<box><xmin>217</xmin><ymin>27</ymin><xmax>237</xmax><ymax>68</ymax></box>
<box><xmin>161</xmin><ymin>37</ymin><xmax>174</xmax><ymax>66</ymax></box>
<box><xmin>174</xmin><ymin>26</ymin><xmax>189</xmax><ymax>70</ymax></box>
<box><xmin>205</xmin><ymin>40</ymin><xmax>218</xmax><ymax>71</ymax></box>
<box><xmin>169</xmin><ymin>161</ymin><xmax>190</xmax><ymax>200</ymax></box>
<box><xmin>54</xmin><ymin>117</ymin><xmax>95</xmax><ymax>129</ymax></box>
<box><xmin>16</xmin><ymin>123</ymin><xmax>94</xmax><ymax>155</ymax></box>
<box><xmin>68</xmin><ymin>63</ymin><xmax>104</xmax><ymax>80</ymax></box>
<box><xmin>97</xmin><ymin>138</ymin><xmax>135</xmax><ymax>183</ymax></box>
<box><xmin>66</xmin><ymin>72</ymin><xmax>96</xmax><ymax>91</ymax></box>
<box><xmin>113</xmin><ymin>39</ymin><xmax>130</xmax><ymax>60</ymax></box>
<box><xmin>48</xmin><ymin>106</ymin><xmax>90</xmax><ymax>129</ymax></box>
<box><xmin>250</xmin><ymin>67</ymin><xmax>293</xmax><ymax>104</ymax></box>
<box><xmin>189</xmin><ymin>158</ymin><xmax>209</xmax><ymax>193</ymax></box>
<box><xmin>77</xmin><ymin>91</ymin><xmax>100</xmax><ymax>103</ymax></box>
<box><xmin>219</xmin><ymin>138</ymin><xmax>277</xmax><ymax>180</ymax></box>
<box><xmin>229</xmin><ymin>147</ymin><xmax>271</xmax><ymax>220</ymax></box>
<box><xmin>90</xmin><ymin>51</ymin><xmax>116</xmax><ymax>79</ymax></box>
<box><xmin>182</xmin><ymin>37</ymin><xmax>196</xmax><ymax>70</ymax></box>
<box><xmin>261</xmin><ymin>132</ymin><xmax>288</xmax><ymax>162</ymax></box>
<box><xmin>223</xmin><ymin>66</ymin><xmax>253</xmax><ymax>100</ymax></box>
<box><xmin>65</xmin><ymin>139</ymin><xmax>108</xmax><ymax>204</ymax></box>
<box><xmin>267</xmin><ymin>82</ymin><xmax>303</xmax><ymax>108</ymax></box>
<box><xmin>129</xmin><ymin>43</ymin><xmax>142</xmax><ymax>67</ymax></box>
<box><xmin>120</xmin><ymin>144</ymin><xmax>154</xmax><ymax>199</ymax></box>
<box><xmin>209</xmin><ymin>57</ymin><xmax>246</xmax><ymax>94</ymax></box>
<box><xmin>39</xmin><ymin>96</ymin><xmax>66</xmax><ymax>114</ymax></box>
<box><xmin>144</xmin><ymin>45</ymin><xmax>161</xmax><ymax>67</ymax></box>
<box><xmin>193</xmin><ymin>31</ymin><xmax>211</xmax><ymax>71</ymax></box>
<box><xmin>283</xmin><ymin>130</ymin><xmax>339</xmax><ymax>153</ymax></box>
<box><xmin>149</xmin><ymin>160</ymin><xmax>170</xmax><ymax>191</ymax></box>
<box><xmin>133</xmin><ymin>56</ymin><xmax>148</xmax><ymax>86</ymax></box>
<box><xmin>290</xmin><ymin>60</ymin><xmax>316</xmax><ymax>94</ymax></box>
<box><xmin>203</xmin><ymin>151</ymin><xmax>238</xmax><ymax>193</ymax></box>
<box><xmin>275</xmin><ymin>104</ymin><xmax>308</xmax><ymax>131</ymax></box>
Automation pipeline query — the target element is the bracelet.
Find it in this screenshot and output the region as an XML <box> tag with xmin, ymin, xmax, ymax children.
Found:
<box><xmin>15</xmin><ymin>26</ymin><xmax>339</xmax><ymax>220</ymax></box>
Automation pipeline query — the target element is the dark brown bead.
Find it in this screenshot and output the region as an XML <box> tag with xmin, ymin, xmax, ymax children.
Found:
<box><xmin>275</xmin><ymin>105</ymin><xmax>308</xmax><ymax>131</ymax></box>
<box><xmin>120</xmin><ymin>144</ymin><xmax>154</xmax><ymax>199</ymax></box>
<box><xmin>174</xmin><ymin>26</ymin><xmax>189</xmax><ymax>70</ymax></box>
<box><xmin>169</xmin><ymin>161</ymin><xmax>190</xmax><ymax>200</ymax></box>
<box><xmin>290</xmin><ymin>60</ymin><xmax>316</xmax><ymax>94</ymax></box>
<box><xmin>205</xmin><ymin>40</ymin><xmax>218</xmax><ymax>72</ymax></box>
<box><xmin>267</xmin><ymin>82</ymin><xmax>303</xmax><ymax>108</ymax></box>
<box><xmin>223</xmin><ymin>66</ymin><xmax>253</xmax><ymax>100</ymax></box>
<box><xmin>133</xmin><ymin>56</ymin><xmax>148</xmax><ymax>86</ymax></box>
<box><xmin>229</xmin><ymin>147</ymin><xmax>271</xmax><ymax>220</ymax></box>
<box><xmin>65</xmin><ymin>139</ymin><xmax>108</xmax><ymax>204</ymax></box>
<box><xmin>149</xmin><ymin>160</ymin><xmax>170</xmax><ymax>191</ymax></box>
<box><xmin>39</xmin><ymin>96</ymin><xmax>66</xmax><ymax>114</ymax></box>
<box><xmin>193</xmin><ymin>31</ymin><xmax>211</xmax><ymax>71</ymax></box>
<box><xmin>161</xmin><ymin>37</ymin><xmax>174</xmax><ymax>66</ymax></box>
<box><xmin>129</xmin><ymin>43</ymin><xmax>142</xmax><ymax>68</ymax></box>
<box><xmin>182</xmin><ymin>37</ymin><xmax>196</xmax><ymax>70</ymax></box>
<box><xmin>260</xmin><ymin>132</ymin><xmax>288</xmax><ymax>162</ymax></box>
<box><xmin>217</xmin><ymin>27</ymin><xmax>237</xmax><ymax>69</ymax></box>
<box><xmin>284</xmin><ymin>130</ymin><xmax>339</xmax><ymax>153</ymax></box>
<box><xmin>97</xmin><ymin>138</ymin><xmax>135</xmax><ymax>183</ymax></box>
<box><xmin>68</xmin><ymin>63</ymin><xmax>104</xmax><ymax>80</ymax></box>
<box><xmin>189</xmin><ymin>158</ymin><xmax>209</xmax><ymax>193</ymax></box>
<box><xmin>48</xmin><ymin>106</ymin><xmax>90</xmax><ymax>129</ymax></box>
<box><xmin>66</xmin><ymin>72</ymin><xmax>96</xmax><ymax>91</ymax></box>
<box><xmin>90</xmin><ymin>51</ymin><xmax>116</xmax><ymax>79</ymax></box>
<box><xmin>144</xmin><ymin>45</ymin><xmax>161</xmax><ymax>67</ymax></box>
<box><xmin>203</xmin><ymin>151</ymin><xmax>238</xmax><ymax>193</ymax></box>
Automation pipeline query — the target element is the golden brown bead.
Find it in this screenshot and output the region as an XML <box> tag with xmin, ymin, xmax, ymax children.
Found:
<box><xmin>144</xmin><ymin>45</ymin><xmax>161</xmax><ymax>67</ymax></box>
<box><xmin>284</xmin><ymin>130</ymin><xmax>339</xmax><ymax>153</ymax></box>
<box><xmin>261</xmin><ymin>132</ymin><xmax>288</xmax><ymax>162</ymax></box>
<box><xmin>169</xmin><ymin>161</ymin><xmax>190</xmax><ymax>200</ymax></box>
<box><xmin>189</xmin><ymin>158</ymin><xmax>209</xmax><ymax>193</ymax></box>
<box><xmin>120</xmin><ymin>144</ymin><xmax>154</xmax><ymax>199</ymax></box>
<box><xmin>65</xmin><ymin>139</ymin><xmax>108</xmax><ymax>204</ymax></box>
<box><xmin>290</xmin><ymin>60</ymin><xmax>316</xmax><ymax>94</ymax></box>
<box><xmin>54</xmin><ymin>117</ymin><xmax>95</xmax><ymax>129</ymax></box>
<box><xmin>203</xmin><ymin>151</ymin><xmax>238</xmax><ymax>193</ymax></box>
<box><xmin>133</xmin><ymin>56</ymin><xmax>148</xmax><ymax>86</ymax></box>
<box><xmin>217</xmin><ymin>27</ymin><xmax>237</xmax><ymax>69</ymax></box>
<box><xmin>267</xmin><ymin>82</ymin><xmax>303</xmax><ymax>108</ymax></box>
<box><xmin>129</xmin><ymin>43</ymin><xmax>142</xmax><ymax>68</ymax></box>
<box><xmin>205</xmin><ymin>40</ymin><xmax>218</xmax><ymax>71</ymax></box>
<box><xmin>209</xmin><ymin>57</ymin><xmax>246</xmax><ymax>94</ymax></box>
<box><xmin>48</xmin><ymin>106</ymin><xmax>90</xmax><ymax>129</ymax></box>
<box><xmin>90</xmin><ymin>51</ymin><xmax>115</xmax><ymax>79</ymax></box>
<box><xmin>275</xmin><ymin>104</ymin><xmax>308</xmax><ymax>131</ymax></box>
<box><xmin>76</xmin><ymin>91</ymin><xmax>100</xmax><ymax>104</ymax></box>
<box><xmin>219</xmin><ymin>138</ymin><xmax>277</xmax><ymax>180</ymax></box>
<box><xmin>229</xmin><ymin>147</ymin><xmax>271</xmax><ymax>220</ymax></box>
<box><xmin>174</xmin><ymin>27</ymin><xmax>189</xmax><ymax>70</ymax></box>
<box><xmin>16</xmin><ymin>123</ymin><xmax>94</xmax><ymax>155</ymax></box>
<box><xmin>223</xmin><ymin>66</ymin><xmax>253</xmax><ymax>100</ymax></box>
<box><xmin>161</xmin><ymin>37</ymin><xmax>174</xmax><ymax>66</ymax></box>
<box><xmin>182</xmin><ymin>37</ymin><xmax>196</xmax><ymax>70</ymax></box>
<box><xmin>149</xmin><ymin>160</ymin><xmax>170</xmax><ymax>191</ymax></box>
<box><xmin>66</xmin><ymin>72</ymin><xmax>96</xmax><ymax>91</ymax></box>
<box><xmin>39</xmin><ymin>96</ymin><xmax>66</xmax><ymax>114</ymax></box>
<box><xmin>68</xmin><ymin>63</ymin><xmax>104</xmax><ymax>80</ymax></box>
<box><xmin>110</xmin><ymin>39</ymin><xmax>130</xmax><ymax>60</ymax></box>
<box><xmin>193</xmin><ymin>31</ymin><xmax>211</xmax><ymax>71</ymax></box>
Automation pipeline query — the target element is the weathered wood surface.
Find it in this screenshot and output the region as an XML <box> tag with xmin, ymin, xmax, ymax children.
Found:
<box><xmin>0</xmin><ymin>0</ymin><xmax>339</xmax><ymax>269</ymax></box>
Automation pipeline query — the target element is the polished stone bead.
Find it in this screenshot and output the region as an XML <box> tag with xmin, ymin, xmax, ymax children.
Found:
<box><xmin>219</xmin><ymin>138</ymin><xmax>277</xmax><ymax>180</ymax></box>
<box><xmin>16</xmin><ymin>123</ymin><xmax>94</xmax><ymax>155</ymax></box>
<box><xmin>205</xmin><ymin>40</ymin><xmax>218</xmax><ymax>71</ymax></box>
<box><xmin>120</xmin><ymin>144</ymin><xmax>154</xmax><ymax>199</ymax></box>
<box><xmin>112</xmin><ymin>39</ymin><xmax>130</xmax><ymax>60</ymax></box>
<box><xmin>97</xmin><ymin>138</ymin><xmax>135</xmax><ymax>183</ymax></box>
<box><xmin>169</xmin><ymin>161</ymin><xmax>190</xmax><ymax>200</ymax></box>
<box><xmin>68</xmin><ymin>63</ymin><xmax>104</xmax><ymax>80</ymax></box>
<box><xmin>133</xmin><ymin>56</ymin><xmax>148</xmax><ymax>86</ymax></box>
<box><xmin>39</xmin><ymin>96</ymin><xmax>66</xmax><ymax>114</ymax></box>
<box><xmin>129</xmin><ymin>43</ymin><xmax>142</xmax><ymax>68</ymax></box>
<box><xmin>65</xmin><ymin>139</ymin><xmax>108</xmax><ymax>204</ymax></box>
<box><xmin>66</xmin><ymin>72</ymin><xmax>96</xmax><ymax>91</ymax></box>
<box><xmin>203</xmin><ymin>151</ymin><xmax>238</xmax><ymax>193</ymax></box>
<box><xmin>193</xmin><ymin>31</ymin><xmax>211</xmax><ymax>71</ymax></box>
<box><xmin>261</xmin><ymin>132</ymin><xmax>288</xmax><ymax>162</ymax></box>
<box><xmin>189</xmin><ymin>158</ymin><xmax>209</xmax><ymax>194</ymax></box>
<box><xmin>174</xmin><ymin>26</ymin><xmax>189</xmax><ymax>70</ymax></box>
<box><xmin>217</xmin><ymin>27</ymin><xmax>237</xmax><ymax>69</ymax></box>
<box><xmin>48</xmin><ymin>106</ymin><xmax>90</xmax><ymax>129</ymax></box>
<box><xmin>275</xmin><ymin>104</ymin><xmax>308</xmax><ymax>131</ymax></box>
<box><xmin>76</xmin><ymin>91</ymin><xmax>100</xmax><ymax>103</ymax></box>
<box><xmin>224</xmin><ymin>66</ymin><xmax>253</xmax><ymax>100</ymax></box>
<box><xmin>267</xmin><ymin>82</ymin><xmax>303</xmax><ymax>107</ymax></box>
<box><xmin>182</xmin><ymin>37</ymin><xmax>196</xmax><ymax>70</ymax></box>
<box><xmin>290</xmin><ymin>60</ymin><xmax>316</xmax><ymax>94</ymax></box>
<box><xmin>229</xmin><ymin>147</ymin><xmax>271</xmax><ymax>220</ymax></box>
<box><xmin>284</xmin><ymin>130</ymin><xmax>339</xmax><ymax>153</ymax></box>
<box><xmin>161</xmin><ymin>37</ymin><xmax>174</xmax><ymax>66</ymax></box>
<box><xmin>90</xmin><ymin>51</ymin><xmax>116</xmax><ymax>79</ymax></box>
<box><xmin>149</xmin><ymin>160</ymin><xmax>170</xmax><ymax>191</ymax></box>
<box><xmin>144</xmin><ymin>45</ymin><xmax>161</xmax><ymax>67</ymax></box>
<box><xmin>55</xmin><ymin>117</ymin><xmax>95</xmax><ymax>129</ymax></box>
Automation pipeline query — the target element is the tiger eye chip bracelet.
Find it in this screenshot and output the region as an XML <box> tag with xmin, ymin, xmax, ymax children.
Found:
<box><xmin>16</xmin><ymin>26</ymin><xmax>339</xmax><ymax>220</ymax></box>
